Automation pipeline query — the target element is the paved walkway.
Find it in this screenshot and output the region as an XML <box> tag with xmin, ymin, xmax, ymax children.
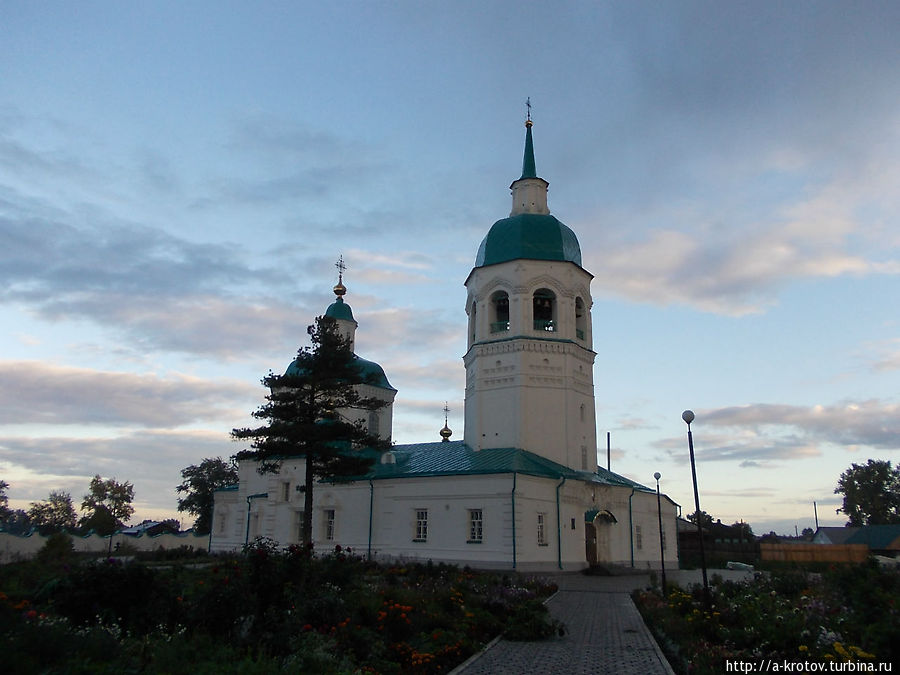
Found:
<box><xmin>453</xmin><ymin>573</ymin><xmax>674</xmax><ymax>675</ymax></box>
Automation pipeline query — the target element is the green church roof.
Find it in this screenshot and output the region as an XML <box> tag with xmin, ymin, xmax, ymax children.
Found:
<box><xmin>334</xmin><ymin>440</ymin><xmax>656</xmax><ymax>489</ymax></box>
<box><xmin>474</xmin><ymin>213</ymin><xmax>582</xmax><ymax>268</ymax></box>
<box><xmin>284</xmin><ymin>354</ymin><xmax>395</xmax><ymax>391</ymax></box>
<box><xmin>325</xmin><ymin>297</ymin><xmax>356</xmax><ymax>323</ymax></box>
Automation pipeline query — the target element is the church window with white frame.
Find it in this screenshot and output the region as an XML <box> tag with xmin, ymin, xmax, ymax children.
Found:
<box><xmin>323</xmin><ymin>509</ymin><xmax>335</xmax><ymax>541</ymax></box>
<box><xmin>537</xmin><ymin>512</ymin><xmax>547</xmax><ymax>546</ymax></box>
<box><xmin>468</xmin><ymin>509</ymin><xmax>483</xmax><ymax>543</ymax></box>
<box><xmin>414</xmin><ymin>509</ymin><xmax>428</xmax><ymax>542</ymax></box>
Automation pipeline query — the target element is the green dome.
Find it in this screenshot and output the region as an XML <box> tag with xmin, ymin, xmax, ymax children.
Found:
<box><xmin>284</xmin><ymin>354</ymin><xmax>395</xmax><ymax>391</ymax></box>
<box><xmin>325</xmin><ymin>297</ymin><xmax>356</xmax><ymax>323</ymax></box>
<box><xmin>474</xmin><ymin>213</ymin><xmax>582</xmax><ymax>268</ymax></box>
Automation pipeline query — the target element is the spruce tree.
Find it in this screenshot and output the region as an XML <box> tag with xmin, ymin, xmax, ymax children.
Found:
<box><xmin>232</xmin><ymin>315</ymin><xmax>389</xmax><ymax>546</ymax></box>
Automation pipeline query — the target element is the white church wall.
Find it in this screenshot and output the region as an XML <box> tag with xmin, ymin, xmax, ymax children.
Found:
<box><xmin>368</xmin><ymin>474</ymin><xmax>516</xmax><ymax>568</ymax></box>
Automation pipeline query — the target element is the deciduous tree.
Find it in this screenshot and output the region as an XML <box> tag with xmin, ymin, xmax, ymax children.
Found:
<box><xmin>176</xmin><ymin>457</ymin><xmax>239</xmax><ymax>534</ymax></box>
<box><xmin>232</xmin><ymin>316</ymin><xmax>389</xmax><ymax>546</ymax></box>
<box><xmin>80</xmin><ymin>475</ymin><xmax>135</xmax><ymax>535</ymax></box>
<box><xmin>835</xmin><ymin>459</ymin><xmax>900</xmax><ymax>526</ymax></box>
<box><xmin>28</xmin><ymin>490</ymin><xmax>78</xmax><ymax>533</ymax></box>
<box><xmin>686</xmin><ymin>510</ymin><xmax>714</xmax><ymax>529</ymax></box>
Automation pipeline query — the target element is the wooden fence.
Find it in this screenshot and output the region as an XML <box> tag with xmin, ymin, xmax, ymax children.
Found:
<box><xmin>759</xmin><ymin>542</ymin><xmax>869</xmax><ymax>564</ymax></box>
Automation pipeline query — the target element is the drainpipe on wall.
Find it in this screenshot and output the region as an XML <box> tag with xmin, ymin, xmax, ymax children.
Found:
<box><xmin>244</xmin><ymin>493</ymin><xmax>267</xmax><ymax>549</ymax></box>
<box><xmin>367</xmin><ymin>479</ymin><xmax>375</xmax><ymax>561</ymax></box>
<box><xmin>556</xmin><ymin>476</ymin><xmax>567</xmax><ymax>570</ymax></box>
<box><xmin>628</xmin><ymin>487</ymin><xmax>636</xmax><ymax>568</ymax></box>
<box><xmin>511</xmin><ymin>473</ymin><xmax>518</xmax><ymax>569</ymax></box>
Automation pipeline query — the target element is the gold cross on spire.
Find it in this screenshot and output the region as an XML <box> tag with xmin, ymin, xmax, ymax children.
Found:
<box><xmin>333</xmin><ymin>254</ymin><xmax>347</xmax><ymax>297</ymax></box>
<box><xmin>525</xmin><ymin>97</ymin><xmax>533</xmax><ymax>128</ymax></box>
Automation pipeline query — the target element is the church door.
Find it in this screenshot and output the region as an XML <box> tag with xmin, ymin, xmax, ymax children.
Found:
<box><xmin>585</xmin><ymin>523</ymin><xmax>598</xmax><ymax>565</ymax></box>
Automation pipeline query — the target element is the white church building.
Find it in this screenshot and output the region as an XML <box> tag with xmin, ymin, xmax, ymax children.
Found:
<box><xmin>210</xmin><ymin>118</ymin><xmax>679</xmax><ymax>572</ymax></box>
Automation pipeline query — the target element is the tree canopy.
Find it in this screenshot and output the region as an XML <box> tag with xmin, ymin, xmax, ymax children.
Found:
<box><xmin>177</xmin><ymin>457</ymin><xmax>239</xmax><ymax>534</ymax></box>
<box><xmin>28</xmin><ymin>491</ymin><xmax>78</xmax><ymax>533</ymax></box>
<box><xmin>232</xmin><ymin>316</ymin><xmax>390</xmax><ymax>545</ymax></box>
<box><xmin>686</xmin><ymin>510</ymin><xmax>715</xmax><ymax>528</ymax></box>
<box><xmin>835</xmin><ymin>459</ymin><xmax>900</xmax><ymax>526</ymax></box>
<box><xmin>0</xmin><ymin>479</ymin><xmax>9</xmax><ymax>521</ymax></box>
<box><xmin>80</xmin><ymin>475</ymin><xmax>135</xmax><ymax>535</ymax></box>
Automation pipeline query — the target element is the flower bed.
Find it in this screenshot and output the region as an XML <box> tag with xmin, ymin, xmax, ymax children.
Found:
<box><xmin>633</xmin><ymin>561</ymin><xmax>898</xmax><ymax>674</ymax></box>
<box><xmin>0</xmin><ymin>539</ymin><xmax>562</xmax><ymax>673</ymax></box>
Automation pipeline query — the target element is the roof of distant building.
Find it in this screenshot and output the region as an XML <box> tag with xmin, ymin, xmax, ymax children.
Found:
<box><xmin>845</xmin><ymin>524</ymin><xmax>900</xmax><ymax>550</ymax></box>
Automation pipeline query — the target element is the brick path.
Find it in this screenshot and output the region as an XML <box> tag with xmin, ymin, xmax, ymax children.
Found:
<box><xmin>452</xmin><ymin>573</ymin><xmax>675</xmax><ymax>675</ymax></box>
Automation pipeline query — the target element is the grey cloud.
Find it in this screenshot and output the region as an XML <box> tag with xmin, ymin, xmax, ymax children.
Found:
<box><xmin>37</xmin><ymin>292</ymin><xmax>317</xmax><ymax>359</ymax></box>
<box><xmin>703</xmin><ymin>401</ymin><xmax>900</xmax><ymax>450</ymax></box>
<box><xmin>652</xmin><ymin>400</ymin><xmax>900</xmax><ymax>467</ymax></box>
<box><xmin>0</xmin><ymin>361</ymin><xmax>256</xmax><ymax>427</ymax></box>
<box><xmin>0</xmin><ymin>429</ymin><xmax>234</xmax><ymax>515</ymax></box>
<box><xmin>208</xmin><ymin>116</ymin><xmax>392</xmax><ymax>207</ymax></box>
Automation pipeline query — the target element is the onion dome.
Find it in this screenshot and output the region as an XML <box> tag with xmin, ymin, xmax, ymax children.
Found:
<box><xmin>474</xmin><ymin>115</ymin><xmax>582</xmax><ymax>268</ymax></box>
<box><xmin>283</xmin><ymin>354</ymin><xmax>395</xmax><ymax>392</ymax></box>
<box><xmin>439</xmin><ymin>402</ymin><xmax>452</xmax><ymax>442</ymax></box>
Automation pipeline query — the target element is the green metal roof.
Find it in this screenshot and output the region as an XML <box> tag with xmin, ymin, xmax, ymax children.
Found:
<box><xmin>354</xmin><ymin>356</ymin><xmax>396</xmax><ymax>391</ymax></box>
<box><xmin>333</xmin><ymin>441</ymin><xmax>655</xmax><ymax>488</ymax></box>
<box><xmin>845</xmin><ymin>524</ymin><xmax>900</xmax><ymax>549</ymax></box>
<box><xmin>284</xmin><ymin>354</ymin><xmax>395</xmax><ymax>391</ymax></box>
<box><xmin>474</xmin><ymin>213</ymin><xmax>582</xmax><ymax>268</ymax></box>
<box><xmin>325</xmin><ymin>297</ymin><xmax>356</xmax><ymax>323</ymax></box>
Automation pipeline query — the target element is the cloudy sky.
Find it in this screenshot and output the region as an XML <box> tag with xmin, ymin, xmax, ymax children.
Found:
<box><xmin>2</xmin><ymin>1</ymin><xmax>898</xmax><ymax>535</ymax></box>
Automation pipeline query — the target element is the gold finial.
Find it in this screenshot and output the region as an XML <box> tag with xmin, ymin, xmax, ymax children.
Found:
<box><xmin>333</xmin><ymin>254</ymin><xmax>347</xmax><ymax>297</ymax></box>
<box><xmin>525</xmin><ymin>97</ymin><xmax>533</xmax><ymax>128</ymax></box>
<box><xmin>440</xmin><ymin>402</ymin><xmax>452</xmax><ymax>441</ymax></box>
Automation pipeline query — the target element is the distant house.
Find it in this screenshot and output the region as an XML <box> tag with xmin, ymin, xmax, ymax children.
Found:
<box><xmin>812</xmin><ymin>526</ymin><xmax>860</xmax><ymax>545</ymax></box>
<box><xmin>813</xmin><ymin>525</ymin><xmax>900</xmax><ymax>558</ymax></box>
<box><xmin>844</xmin><ymin>525</ymin><xmax>900</xmax><ymax>557</ymax></box>
<box><xmin>677</xmin><ymin>517</ymin><xmax>758</xmax><ymax>566</ymax></box>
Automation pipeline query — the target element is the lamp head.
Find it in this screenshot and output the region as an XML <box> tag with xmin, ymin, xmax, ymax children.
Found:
<box><xmin>682</xmin><ymin>410</ymin><xmax>695</xmax><ymax>425</ymax></box>
<box><xmin>654</xmin><ymin>471</ymin><xmax>661</xmax><ymax>481</ymax></box>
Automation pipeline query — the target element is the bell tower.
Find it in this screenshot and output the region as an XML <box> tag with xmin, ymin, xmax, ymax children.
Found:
<box><xmin>463</xmin><ymin>115</ymin><xmax>597</xmax><ymax>471</ymax></box>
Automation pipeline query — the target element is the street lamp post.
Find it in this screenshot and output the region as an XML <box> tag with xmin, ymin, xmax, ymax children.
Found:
<box><xmin>654</xmin><ymin>471</ymin><xmax>667</xmax><ymax>596</ymax></box>
<box><xmin>683</xmin><ymin>409</ymin><xmax>710</xmax><ymax>603</ymax></box>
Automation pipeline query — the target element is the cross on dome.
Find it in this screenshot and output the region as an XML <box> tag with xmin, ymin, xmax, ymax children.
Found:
<box><xmin>334</xmin><ymin>254</ymin><xmax>347</xmax><ymax>297</ymax></box>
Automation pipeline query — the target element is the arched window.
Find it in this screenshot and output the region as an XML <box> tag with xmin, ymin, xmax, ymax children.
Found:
<box><xmin>490</xmin><ymin>291</ymin><xmax>510</xmax><ymax>333</ymax></box>
<box><xmin>470</xmin><ymin>300</ymin><xmax>477</xmax><ymax>342</ymax></box>
<box><xmin>532</xmin><ymin>289</ymin><xmax>556</xmax><ymax>332</ymax></box>
<box><xmin>575</xmin><ymin>297</ymin><xmax>586</xmax><ymax>340</ymax></box>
